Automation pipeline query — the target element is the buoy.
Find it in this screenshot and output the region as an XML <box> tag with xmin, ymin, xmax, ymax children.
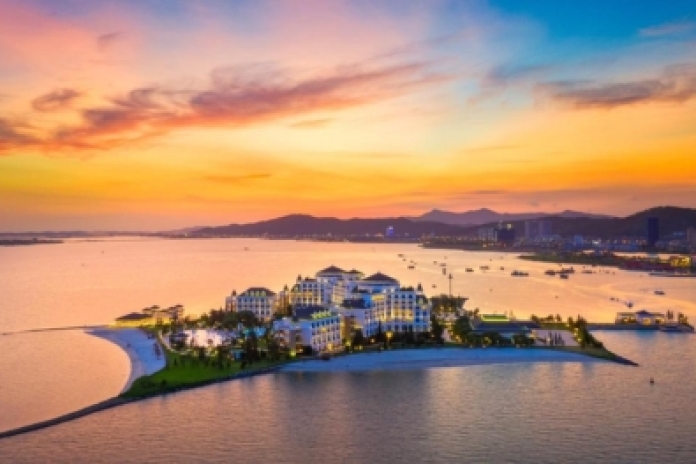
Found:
<box><xmin>650</xmin><ymin>377</ymin><xmax>655</xmax><ymax>384</ymax></box>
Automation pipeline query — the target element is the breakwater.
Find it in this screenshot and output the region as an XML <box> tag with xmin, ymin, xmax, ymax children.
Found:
<box><xmin>0</xmin><ymin>365</ymin><xmax>284</xmax><ymax>441</ymax></box>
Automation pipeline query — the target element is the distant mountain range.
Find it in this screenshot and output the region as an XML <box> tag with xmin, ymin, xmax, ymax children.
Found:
<box><xmin>413</xmin><ymin>208</ymin><xmax>613</xmax><ymax>226</ymax></box>
<box><xmin>194</xmin><ymin>214</ymin><xmax>466</xmax><ymax>237</ymax></box>
<box><xmin>192</xmin><ymin>207</ymin><xmax>696</xmax><ymax>240</ymax></box>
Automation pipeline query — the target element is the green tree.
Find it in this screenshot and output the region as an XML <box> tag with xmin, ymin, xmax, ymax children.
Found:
<box><xmin>267</xmin><ymin>338</ymin><xmax>280</xmax><ymax>362</ymax></box>
<box><xmin>430</xmin><ymin>314</ymin><xmax>444</xmax><ymax>343</ymax></box>
<box><xmin>451</xmin><ymin>315</ymin><xmax>471</xmax><ymax>341</ymax></box>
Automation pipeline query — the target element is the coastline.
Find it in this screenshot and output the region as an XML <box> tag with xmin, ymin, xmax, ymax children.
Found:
<box><xmin>279</xmin><ymin>347</ymin><xmax>613</xmax><ymax>373</ymax></box>
<box><xmin>87</xmin><ymin>328</ymin><xmax>166</xmax><ymax>392</ymax></box>
<box><xmin>0</xmin><ymin>341</ymin><xmax>634</xmax><ymax>441</ymax></box>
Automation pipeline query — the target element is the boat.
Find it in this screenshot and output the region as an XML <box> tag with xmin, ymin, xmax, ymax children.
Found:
<box><xmin>654</xmin><ymin>290</ymin><xmax>665</xmax><ymax>295</ymax></box>
<box><xmin>582</xmin><ymin>270</ymin><xmax>593</xmax><ymax>274</ymax></box>
<box><xmin>434</xmin><ymin>261</ymin><xmax>438</xmax><ymax>264</ymax></box>
<box><xmin>511</xmin><ymin>270</ymin><xmax>529</xmax><ymax>277</ymax></box>
<box><xmin>408</xmin><ymin>265</ymin><xmax>415</xmax><ymax>270</ymax></box>
<box><xmin>398</xmin><ymin>254</ymin><xmax>404</xmax><ymax>257</ymax></box>
<box><xmin>465</xmin><ymin>268</ymin><xmax>474</xmax><ymax>272</ymax></box>
<box><xmin>440</xmin><ymin>263</ymin><xmax>447</xmax><ymax>267</ymax></box>
<box><xmin>560</xmin><ymin>274</ymin><xmax>569</xmax><ymax>280</ymax></box>
<box><xmin>500</xmin><ymin>267</ymin><xmax>505</xmax><ymax>271</ymax></box>
<box><xmin>545</xmin><ymin>270</ymin><xmax>556</xmax><ymax>276</ymax></box>
<box><xmin>480</xmin><ymin>266</ymin><xmax>490</xmax><ymax>271</ymax></box>
<box><xmin>442</xmin><ymin>268</ymin><xmax>446</xmax><ymax>275</ymax></box>
<box><xmin>626</xmin><ymin>301</ymin><xmax>634</xmax><ymax>309</ymax></box>
<box><xmin>432</xmin><ymin>284</ymin><xmax>437</xmax><ymax>288</ymax></box>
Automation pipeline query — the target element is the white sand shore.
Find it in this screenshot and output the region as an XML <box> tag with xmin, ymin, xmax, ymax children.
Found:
<box><xmin>280</xmin><ymin>347</ymin><xmax>605</xmax><ymax>373</ymax></box>
<box><xmin>88</xmin><ymin>328</ymin><xmax>165</xmax><ymax>392</ymax></box>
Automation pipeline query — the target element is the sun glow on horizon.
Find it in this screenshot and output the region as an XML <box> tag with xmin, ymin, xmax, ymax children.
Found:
<box><xmin>1</xmin><ymin>0</ymin><xmax>695</xmax><ymax>231</ymax></box>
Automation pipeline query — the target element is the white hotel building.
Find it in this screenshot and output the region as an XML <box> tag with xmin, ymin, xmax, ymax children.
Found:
<box><xmin>339</xmin><ymin>272</ymin><xmax>431</xmax><ymax>336</ymax></box>
<box><xmin>225</xmin><ymin>287</ymin><xmax>279</xmax><ymax>322</ymax></box>
<box><xmin>273</xmin><ymin>306</ymin><xmax>342</xmax><ymax>353</ymax></box>
<box><xmin>230</xmin><ymin>266</ymin><xmax>432</xmax><ymax>349</ymax></box>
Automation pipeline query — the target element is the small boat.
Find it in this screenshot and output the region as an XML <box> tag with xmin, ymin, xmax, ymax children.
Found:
<box><xmin>654</xmin><ymin>290</ymin><xmax>665</xmax><ymax>295</ymax></box>
<box><xmin>442</xmin><ymin>268</ymin><xmax>446</xmax><ymax>275</ymax></box>
<box><xmin>560</xmin><ymin>274</ymin><xmax>569</xmax><ymax>280</ymax></box>
<box><xmin>480</xmin><ymin>266</ymin><xmax>490</xmax><ymax>271</ymax></box>
<box><xmin>465</xmin><ymin>268</ymin><xmax>474</xmax><ymax>272</ymax></box>
<box><xmin>408</xmin><ymin>265</ymin><xmax>415</xmax><ymax>270</ymax></box>
<box><xmin>626</xmin><ymin>301</ymin><xmax>634</xmax><ymax>309</ymax></box>
<box><xmin>511</xmin><ymin>270</ymin><xmax>529</xmax><ymax>277</ymax></box>
<box><xmin>440</xmin><ymin>263</ymin><xmax>447</xmax><ymax>267</ymax></box>
<box><xmin>398</xmin><ymin>254</ymin><xmax>404</xmax><ymax>257</ymax></box>
<box><xmin>500</xmin><ymin>267</ymin><xmax>505</xmax><ymax>271</ymax></box>
<box><xmin>545</xmin><ymin>270</ymin><xmax>556</xmax><ymax>276</ymax></box>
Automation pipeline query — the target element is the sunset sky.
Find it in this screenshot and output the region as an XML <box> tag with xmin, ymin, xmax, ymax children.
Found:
<box><xmin>1</xmin><ymin>0</ymin><xmax>695</xmax><ymax>231</ymax></box>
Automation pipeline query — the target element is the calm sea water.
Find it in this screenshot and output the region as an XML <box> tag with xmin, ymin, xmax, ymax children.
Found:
<box><xmin>1</xmin><ymin>238</ymin><xmax>695</xmax><ymax>462</ymax></box>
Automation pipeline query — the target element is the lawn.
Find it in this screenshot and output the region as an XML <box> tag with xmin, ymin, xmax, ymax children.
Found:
<box><xmin>121</xmin><ymin>340</ymin><xmax>286</xmax><ymax>399</ymax></box>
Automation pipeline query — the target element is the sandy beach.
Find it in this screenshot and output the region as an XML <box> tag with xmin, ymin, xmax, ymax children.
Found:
<box><xmin>88</xmin><ymin>328</ymin><xmax>166</xmax><ymax>392</ymax></box>
<box><xmin>280</xmin><ymin>347</ymin><xmax>606</xmax><ymax>373</ymax></box>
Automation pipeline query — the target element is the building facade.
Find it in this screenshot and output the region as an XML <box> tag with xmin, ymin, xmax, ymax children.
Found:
<box><xmin>225</xmin><ymin>287</ymin><xmax>279</xmax><ymax>322</ymax></box>
<box><xmin>647</xmin><ymin>217</ymin><xmax>660</xmax><ymax>247</ymax></box>
<box><xmin>273</xmin><ymin>305</ymin><xmax>342</xmax><ymax>353</ymax></box>
<box><xmin>339</xmin><ymin>272</ymin><xmax>431</xmax><ymax>336</ymax></box>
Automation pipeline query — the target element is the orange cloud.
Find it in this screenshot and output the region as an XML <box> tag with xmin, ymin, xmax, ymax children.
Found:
<box><xmin>0</xmin><ymin>61</ymin><xmax>447</xmax><ymax>154</ymax></box>
<box><xmin>31</xmin><ymin>88</ymin><xmax>82</xmax><ymax>112</ymax></box>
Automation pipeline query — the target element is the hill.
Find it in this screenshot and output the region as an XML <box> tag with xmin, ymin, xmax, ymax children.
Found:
<box><xmin>194</xmin><ymin>214</ymin><xmax>468</xmax><ymax>238</ymax></box>
<box><xmin>414</xmin><ymin>208</ymin><xmax>612</xmax><ymax>226</ymax></box>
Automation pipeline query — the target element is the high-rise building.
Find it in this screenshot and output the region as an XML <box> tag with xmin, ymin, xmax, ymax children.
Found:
<box><xmin>687</xmin><ymin>227</ymin><xmax>696</xmax><ymax>248</ymax></box>
<box><xmin>495</xmin><ymin>223</ymin><xmax>516</xmax><ymax>246</ymax></box>
<box><xmin>524</xmin><ymin>219</ymin><xmax>552</xmax><ymax>240</ymax></box>
<box><xmin>646</xmin><ymin>217</ymin><xmax>659</xmax><ymax>247</ymax></box>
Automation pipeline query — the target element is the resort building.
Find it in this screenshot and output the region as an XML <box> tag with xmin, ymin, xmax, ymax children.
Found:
<box><xmin>273</xmin><ymin>305</ymin><xmax>342</xmax><ymax>353</ymax></box>
<box><xmin>337</xmin><ymin>295</ymin><xmax>382</xmax><ymax>338</ymax></box>
<box><xmin>289</xmin><ymin>275</ymin><xmax>331</xmax><ymax>306</ymax></box>
<box><xmin>226</xmin><ymin>287</ymin><xmax>279</xmax><ymax>322</ymax></box>
<box><xmin>315</xmin><ymin>265</ymin><xmax>365</xmax><ymax>304</ymax></box>
<box><xmin>113</xmin><ymin>304</ymin><xmax>185</xmax><ymax>327</ymax></box>
<box><xmin>469</xmin><ymin>314</ymin><xmax>540</xmax><ymax>339</ymax></box>
<box><xmin>615</xmin><ymin>310</ymin><xmax>666</xmax><ymax>325</ymax></box>
<box><xmin>337</xmin><ymin>272</ymin><xmax>432</xmax><ymax>335</ymax></box>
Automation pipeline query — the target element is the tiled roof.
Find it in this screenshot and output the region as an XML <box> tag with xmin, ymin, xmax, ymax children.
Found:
<box><xmin>241</xmin><ymin>287</ymin><xmax>276</xmax><ymax>296</ymax></box>
<box><xmin>341</xmin><ymin>299</ymin><xmax>369</xmax><ymax>309</ymax></box>
<box><xmin>116</xmin><ymin>312</ymin><xmax>151</xmax><ymax>321</ymax></box>
<box><xmin>317</xmin><ymin>265</ymin><xmax>347</xmax><ymax>275</ymax></box>
<box><xmin>471</xmin><ymin>320</ymin><xmax>540</xmax><ymax>332</ymax></box>
<box><xmin>294</xmin><ymin>305</ymin><xmax>329</xmax><ymax>319</ymax></box>
<box><xmin>362</xmin><ymin>272</ymin><xmax>398</xmax><ymax>283</ymax></box>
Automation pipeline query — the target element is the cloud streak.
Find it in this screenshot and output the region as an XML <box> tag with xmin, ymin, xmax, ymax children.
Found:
<box><xmin>639</xmin><ymin>20</ymin><xmax>696</xmax><ymax>38</ymax></box>
<box><xmin>31</xmin><ymin>88</ymin><xmax>81</xmax><ymax>112</ymax></box>
<box><xmin>2</xmin><ymin>60</ymin><xmax>446</xmax><ymax>153</ymax></box>
<box><xmin>541</xmin><ymin>63</ymin><xmax>696</xmax><ymax>108</ymax></box>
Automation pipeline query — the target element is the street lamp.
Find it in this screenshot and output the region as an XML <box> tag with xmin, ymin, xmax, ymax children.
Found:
<box><xmin>386</xmin><ymin>331</ymin><xmax>393</xmax><ymax>348</ymax></box>
<box><xmin>448</xmin><ymin>273</ymin><xmax>453</xmax><ymax>298</ymax></box>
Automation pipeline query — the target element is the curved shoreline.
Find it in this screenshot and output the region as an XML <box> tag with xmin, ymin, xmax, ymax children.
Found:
<box><xmin>0</xmin><ymin>343</ymin><xmax>635</xmax><ymax>441</ymax></box>
<box><xmin>87</xmin><ymin>328</ymin><xmax>166</xmax><ymax>392</ymax></box>
<box><xmin>279</xmin><ymin>346</ymin><xmax>620</xmax><ymax>373</ymax></box>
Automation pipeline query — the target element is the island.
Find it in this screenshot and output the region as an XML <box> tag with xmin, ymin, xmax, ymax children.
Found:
<box><xmin>0</xmin><ymin>265</ymin><xmax>639</xmax><ymax>440</ymax></box>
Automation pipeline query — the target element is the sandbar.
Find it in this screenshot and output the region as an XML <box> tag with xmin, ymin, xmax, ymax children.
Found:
<box><xmin>88</xmin><ymin>328</ymin><xmax>165</xmax><ymax>392</ymax></box>
<box><xmin>280</xmin><ymin>347</ymin><xmax>606</xmax><ymax>373</ymax></box>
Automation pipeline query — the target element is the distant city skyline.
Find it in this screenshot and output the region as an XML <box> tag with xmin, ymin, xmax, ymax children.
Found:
<box><xmin>1</xmin><ymin>0</ymin><xmax>695</xmax><ymax>231</ymax></box>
